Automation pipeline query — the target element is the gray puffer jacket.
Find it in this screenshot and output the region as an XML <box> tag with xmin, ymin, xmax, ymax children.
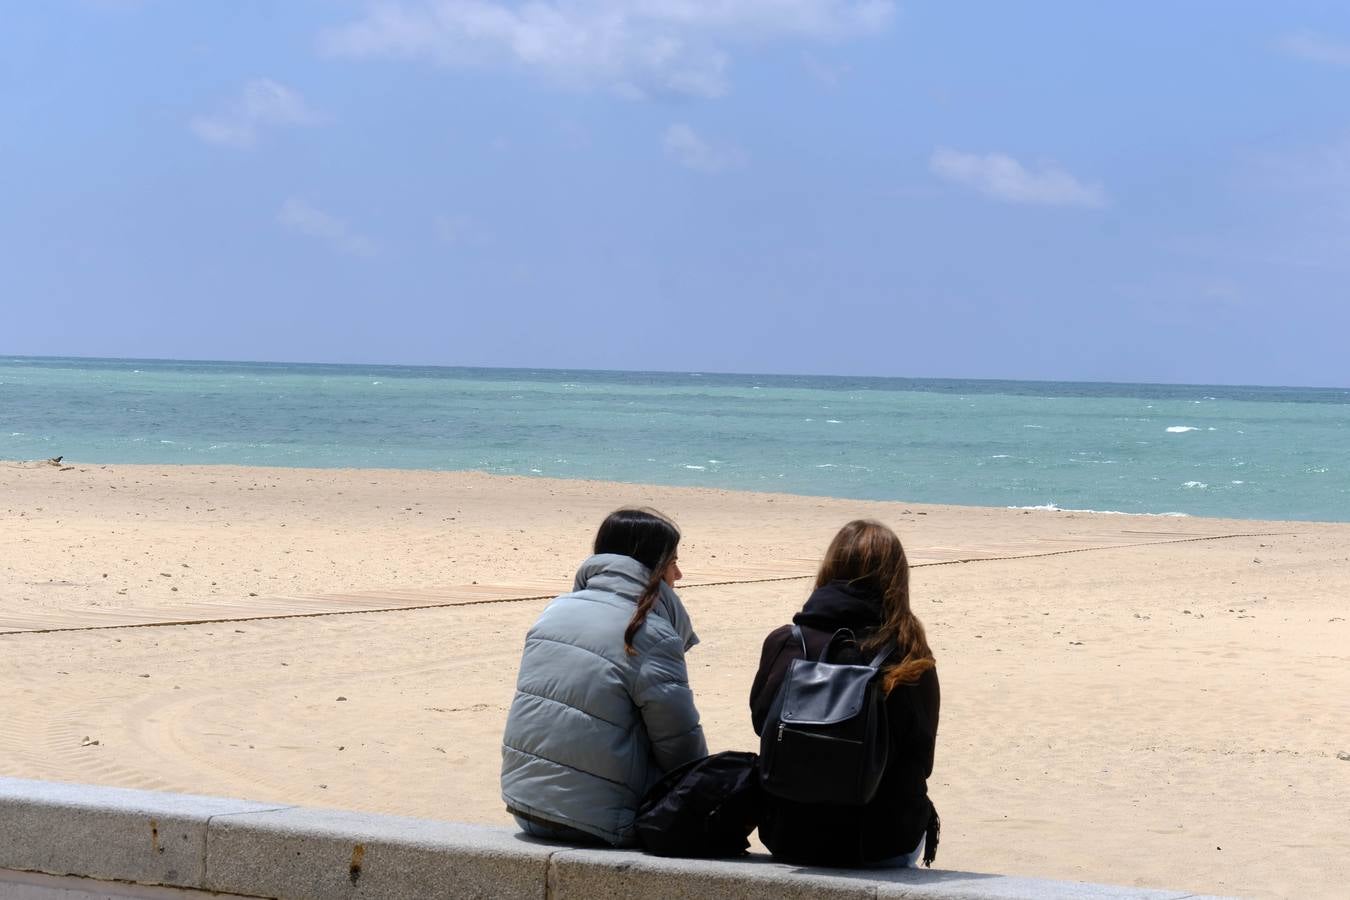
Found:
<box><xmin>500</xmin><ymin>553</ymin><xmax>708</xmax><ymax>846</ymax></box>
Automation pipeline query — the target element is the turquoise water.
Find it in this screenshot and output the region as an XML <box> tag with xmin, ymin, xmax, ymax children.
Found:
<box><xmin>2</xmin><ymin>356</ymin><xmax>1347</xmax><ymax>522</ymax></box>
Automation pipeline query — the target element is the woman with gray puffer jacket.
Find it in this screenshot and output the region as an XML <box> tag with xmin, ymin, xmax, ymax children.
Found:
<box><xmin>501</xmin><ymin>508</ymin><xmax>708</xmax><ymax>846</ymax></box>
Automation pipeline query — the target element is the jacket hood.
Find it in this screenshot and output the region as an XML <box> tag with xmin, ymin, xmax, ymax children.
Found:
<box><xmin>572</xmin><ymin>553</ymin><xmax>699</xmax><ymax>651</ymax></box>
<box><xmin>792</xmin><ymin>579</ymin><xmax>884</xmax><ymax>633</ymax></box>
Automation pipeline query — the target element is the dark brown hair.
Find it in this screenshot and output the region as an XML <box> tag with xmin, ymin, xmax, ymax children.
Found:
<box><xmin>815</xmin><ymin>519</ymin><xmax>935</xmax><ymax>693</ymax></box>
<box><xmin>593</xmin><ymin>508</ymin><xmax>681</xmax><ymax>655</ymax></box>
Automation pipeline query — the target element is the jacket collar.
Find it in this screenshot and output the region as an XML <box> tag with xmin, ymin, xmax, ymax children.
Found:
<box><xmin>572</xmin><ymin>553</ymin><xmax>699</xmax><ymax>651</ymax></box>
<box><xmin>792</xmin><ymin>579</ymin><xmax>884</xmax><ymax>632</ymax></box>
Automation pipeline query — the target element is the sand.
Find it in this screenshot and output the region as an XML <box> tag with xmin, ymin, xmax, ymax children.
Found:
<box><xmin>2</xmin><ymin>461</ymin><xmax>1348</xmax><ymax>898</ymax></box>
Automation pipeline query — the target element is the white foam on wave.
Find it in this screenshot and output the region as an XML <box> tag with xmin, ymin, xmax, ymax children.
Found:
<box><xmin>159</xmin><ymin>440</ymin><xmax>175</xmax><ymax>444</ymax></box>
<box><xmin>1183</xmin><ymin>481</ymin><xmax>1208</xmax><ymax>489</ymax></box>
<box><xmin>1231</xmin><ymin>480</ymin><xmax>1245</xmax><ymax>485</ymax></box>
<box><xmin>1166</xmin><ymin>426</ymin><xmax>1199</xmax><ymax>433</ymax></box>
<box><xmin>990</xmin><ymin>454</ymin><xmax>1011</xmax><ymax>459</ymax></box>
<box><xmin>684</xmin><ymin>464</ymin><xmax>706</xmax><ymax>471</ymax></box>
<box><xmin>816</xmin><ymin>463</ymin><xmax>837</xmax><ymax>468</ymax></box>
<box><xmin>826</xmin><ymin>419</ymin><xmax>842</xmax><ymax>424</ymax></box>
<box><xmin>1010</xmin><ymin>503</ymin><xmax>1189</xmax><ymax>517</ymax></box>
<box><xmin>1023</xmin><ymin>424</ymin><xmax>1044</xmax><ymax>429</ymax></box>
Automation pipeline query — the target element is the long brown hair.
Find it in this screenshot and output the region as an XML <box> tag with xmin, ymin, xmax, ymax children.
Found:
<box><xmin>593</xmin><ymin>507</ymin><xmax>681</xmax><ymax>656</ymax></box>
<box><xmin>815</xmin><ymin>519</ymin><xmax>934</xmax><ymax>693</ymax></box>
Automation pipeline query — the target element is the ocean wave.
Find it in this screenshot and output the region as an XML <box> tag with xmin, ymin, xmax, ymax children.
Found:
<box><xmin>1010</xmin><ymin>503</ymin><xmax>1188</xmax><ymax>517</ymax></box>
<box><xmin>1183</xmin><ymin>481</ymin><xmax>1208</xmax><ymax>489</ymax></box>
<box><xmin>826</xmin><ymin>419</ymin><xmax>842</xmax><ymax>424</ymax></box>
<box><xmin>684</xmin><ymin>464</ymin><xmax>706</xmax><ymax>471</ymax></box>
<box><xmin>1166</xmin><ymin>426</ymin><xmax>1199</xmax><ymax>433</ymax></box>
<box><xmin>990</xmin><ymin>454</ymin><xmax>1011</xmax><ymax>459</ymax></box>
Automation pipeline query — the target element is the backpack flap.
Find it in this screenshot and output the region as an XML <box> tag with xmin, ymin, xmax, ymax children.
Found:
<box><xmin>779</xmin><ymin>659</ymin><xmax>877</xmax><ymax>726</ymax></box>
<box><xmin>759</xmin><ymin>640</ymin><xmax>892</xmax><ymax>807</ymax></box>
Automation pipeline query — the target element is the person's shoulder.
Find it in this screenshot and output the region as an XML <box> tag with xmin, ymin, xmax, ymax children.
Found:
<box><xmin>762</xmin><ymin>623</ymin><xmax>795</xmax><ymax>647</ymax></box>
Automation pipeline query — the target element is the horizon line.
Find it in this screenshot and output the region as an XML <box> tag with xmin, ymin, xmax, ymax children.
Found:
<box><xmin>2</xmin><ymin>352</ymin><xmax>1346</xmax><ymax>394</ymax></box>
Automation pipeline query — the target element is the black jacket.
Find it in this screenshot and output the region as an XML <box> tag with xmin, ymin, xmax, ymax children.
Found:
<box><xmin>749</xmin><ymin>580</ymin><xmax>940</xmax><ymax>865</ymax></box>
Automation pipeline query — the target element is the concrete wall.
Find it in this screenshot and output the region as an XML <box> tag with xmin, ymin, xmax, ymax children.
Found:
<box><xmin>0</xmin><ymin>777</ymin><xmax>1222</xmax><ymax>899</ymax></box>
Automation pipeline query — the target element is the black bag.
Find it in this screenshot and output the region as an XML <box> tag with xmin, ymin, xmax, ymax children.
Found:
<box><xmin>758</xmin><ymin>626</ymin><xmax>893</xmax><ymax>806</ymax></box>
<box><xmin>635</xmin><ymin>750</ymin><xmax>762</xmax><ymax>858</ymax></box>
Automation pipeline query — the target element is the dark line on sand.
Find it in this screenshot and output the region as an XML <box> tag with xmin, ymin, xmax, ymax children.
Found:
<box><xmin>0</xmin><ymin>531</ymin><xmax>1292</xmax><ymax>638</ymax></box>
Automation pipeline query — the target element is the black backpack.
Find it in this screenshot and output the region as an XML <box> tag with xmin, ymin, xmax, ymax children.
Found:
<box><xmin>635</xmin><ymin>750</ymin><xmax>762</xmax><ymax>858</ymax></box>
<box><xmin>758</xmin><ymin>626</ymin><xmax>893</xmax><ymax>806</ymax></box>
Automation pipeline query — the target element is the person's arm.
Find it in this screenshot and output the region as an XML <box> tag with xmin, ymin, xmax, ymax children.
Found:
<box><xmin>749</xmin><ymin>625</ymin><xmax>796</xmax><ymax>736</ymax></box>
<box><xmin>633</xmin><ymin>632</ymin><xmax>708</xmax><ymax>772</ymax></box>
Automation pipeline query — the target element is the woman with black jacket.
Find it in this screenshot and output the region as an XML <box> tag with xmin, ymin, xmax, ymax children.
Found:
<box><xmin>749</xmin><ymin>519</ymin><xmax>940</xmax><ymax>867</ymax></box>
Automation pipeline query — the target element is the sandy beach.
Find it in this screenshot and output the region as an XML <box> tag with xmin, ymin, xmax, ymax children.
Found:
<box><xmin>2</xmin><ymin>461</ymin><xmax>1348</xmax><ymax>897</ymax></box>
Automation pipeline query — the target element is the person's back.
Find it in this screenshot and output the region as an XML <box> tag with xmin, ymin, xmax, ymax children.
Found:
<box><xmin>501</xmin><ymin>511</ymin><xmax>707</xmax><ymax>846</ymax></box>
<box><xmin>748</xmin><ymin>521</ymin><xmax>940</xmax><ymax>867</ymax></box>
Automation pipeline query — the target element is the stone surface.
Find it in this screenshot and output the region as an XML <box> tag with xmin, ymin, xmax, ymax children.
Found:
<box><xmin>869</xmin><ymin>868</ymin><xmax>1198</xmax><ymax>899</ymax></box>
<box><xmin>548</xmin><ymin>848</ymin><xmax>873</xmax><ymax>900</ymax></box>
<box><xmin>0</xmin><ymin>778</ymin><xmax>1229</xmax><ymax>900</ymax></box>
<box><xmin>0</xmin><ymin>867</ymin><xmax>245</xmax><ymax>899</ymax></box>
<box><xmin>0</xmin><ymin>777</ymin><xmax>280</xmax><ymax>890</ymax></box>
<box><xmin>203</xmin><ymin>807</ymin><xmax>550</xmax><ymax>900</ymax></box>
<box><xmin>547</xmin><ymin>848</ymin><xmax>1222</xmax><ymax>900</ymax></box>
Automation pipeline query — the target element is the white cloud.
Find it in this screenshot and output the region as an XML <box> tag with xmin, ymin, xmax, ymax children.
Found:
<box><xmin>1279</xmin><ymin>31</ymin><xmax>1350</xmax><ymax>67</ymax></box>
<box><xmin>277</xmin><ymin>198</ymin><xmax>377</xmax><ymax>257</ymax></box>
<box><xmin>190</xmin><ymin>79</ymin><xmax>318</xmax><ymax>149</ymax></box>
<box><xmin>319</xmin><ymin>0</ymin><xmax>894</xmax><ymax>98</ymax></box>
<box><xmin>929</xmin><ymin>148</ymin><xmax>1107</xmax><ymax>209</ymax></box>
<box><xmin>663</xmin><ymin>123</ymin><xmax>746</xmax><ymax>173</ymax></box>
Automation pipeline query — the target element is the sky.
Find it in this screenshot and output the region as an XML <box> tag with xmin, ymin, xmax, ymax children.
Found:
<box><xmin>3</xmin><ymin>1</ymin><xmax>1350</xmax><ymax>387</ymax></box>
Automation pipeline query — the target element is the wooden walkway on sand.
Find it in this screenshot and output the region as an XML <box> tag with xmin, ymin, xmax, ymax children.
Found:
<box><xmin>0</xmin><ymin>528</ymin><xmax>1280</xmax><ymax>635</ymax></box>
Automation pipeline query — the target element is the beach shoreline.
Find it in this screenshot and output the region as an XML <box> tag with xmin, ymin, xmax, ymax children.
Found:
<box><xmin>3</xmin><ymin>462</ymin><xmax>1348</xmax><ymax>897</ymax></box>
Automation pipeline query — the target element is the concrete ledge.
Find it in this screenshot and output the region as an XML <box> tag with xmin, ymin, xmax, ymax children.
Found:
<box><xmin>0</xmin><ymin>777</ymin><xmax>1226</xmax><ymax>899</ymax></box>
<box><xmin>204</xmin><ymin>806</ymin><xmax>549</xmax><ymax>900</ymax></box>
<box><xmin>545</xmin><ymin>848</ymin><xmax>1215</xmax><ymax>900</ymax></box>
<box><xmin>0</xmin><ymin>777</ymin><xmax>281</xmax><ymax>890</ymax></box>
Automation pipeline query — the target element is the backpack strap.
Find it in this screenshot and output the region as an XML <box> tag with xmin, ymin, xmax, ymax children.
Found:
<box><xmin>820</xmin><ymin>628</ymin><xmax>857</xmax><ymax>661</ymax></box>
<box><xmin>868</xmin><ymin>642</ymin><xmax>897</xmax><ymax>669</ymax></box>
<box><xmin>789</xmin><ymin>624</ymin><xmax>808</xmax><ymax>657</ymax></box>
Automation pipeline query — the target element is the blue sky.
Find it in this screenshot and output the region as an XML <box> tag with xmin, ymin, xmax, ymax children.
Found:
<box><xmin>3</xmin><ymin>1</ymin><xmax>1350</xmax><ymax>386</ymax></box>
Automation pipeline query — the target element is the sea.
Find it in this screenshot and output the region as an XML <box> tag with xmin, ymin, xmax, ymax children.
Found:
<box><xmin>2</xmin><ymin>356</ymin><xmax>1347</xmax><ymax>523</ymax></box>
